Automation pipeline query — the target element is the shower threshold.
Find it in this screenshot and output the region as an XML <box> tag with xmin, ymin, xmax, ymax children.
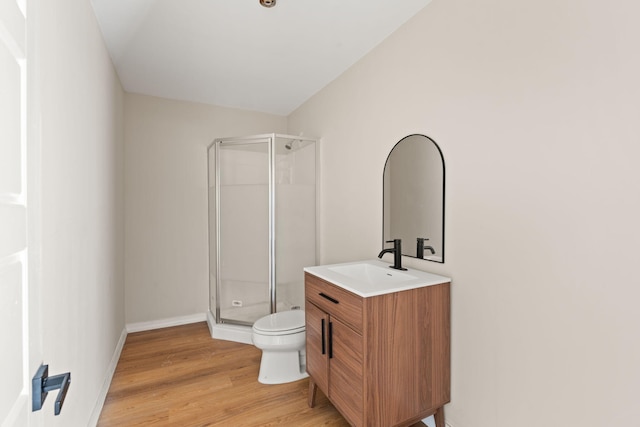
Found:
<box><xmin>207</xmin><ymin>311</ymin><xmax>254</xmax><ymax>344</ymax></box>
<box><xmin>207</xmin><ymin>301</ymin><xmax>295</xmax><ymax>345</ymax></box>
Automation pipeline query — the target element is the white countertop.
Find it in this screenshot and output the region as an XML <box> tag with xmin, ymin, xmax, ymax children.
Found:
<box><xmin>304</xmin><ymin>259</ymin><xmax>450</xmax><ymax>298</ymax></box>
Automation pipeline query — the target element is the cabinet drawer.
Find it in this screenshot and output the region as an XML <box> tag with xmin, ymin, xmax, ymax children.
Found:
<box><xmin>305</xmin><ymin>272</ymin><xmax>363</xmax><ymax>333</ymax></box>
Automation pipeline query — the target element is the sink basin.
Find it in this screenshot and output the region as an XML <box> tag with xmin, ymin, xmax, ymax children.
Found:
<box><xmin>304</xmin><ymin>259</ymin><xmax>450</xmax><ymax>297</ymax></box>
<box><xmin>328</xmin><ymin>263</ymin><xmax>417</xmax><ymax>285</ymax></box>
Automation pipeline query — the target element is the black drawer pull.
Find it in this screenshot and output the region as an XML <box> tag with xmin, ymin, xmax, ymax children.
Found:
<box><xmin>319</xmin><ymin>292</ymin><xmax>339</xmax><ymax>304</ymax></box>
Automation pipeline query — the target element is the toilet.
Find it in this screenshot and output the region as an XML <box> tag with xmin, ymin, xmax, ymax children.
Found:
<box><xmin>252</xmin><ymin>310</ymin><xmax>308</xmax><ymax>384</ymax></box>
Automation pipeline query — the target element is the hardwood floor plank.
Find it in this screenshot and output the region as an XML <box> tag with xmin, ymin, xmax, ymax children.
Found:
<box><xmin>98</xmin><ymin>322</ymin><xmax>427</xmax><ymax>426</ymax></box>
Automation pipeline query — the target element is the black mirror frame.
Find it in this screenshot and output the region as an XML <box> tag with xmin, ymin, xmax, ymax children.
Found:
<box><xmin>382</xmin><ymin>133</ymin><xmax>446</xmax><ymax>263</ymax></box>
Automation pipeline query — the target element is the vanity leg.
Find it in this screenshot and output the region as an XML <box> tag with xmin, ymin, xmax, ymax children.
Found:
<box><xmin>308</xmin><ymin>378</ymin><xmax>318</xmax><ymax>408</ymax></box>
<box><xmin>434</xmin><ymin>406</ymin><xmax>445</xmax><ymax>427</ymax></box>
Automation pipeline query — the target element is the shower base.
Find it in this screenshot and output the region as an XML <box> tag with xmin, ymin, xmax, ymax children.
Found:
<box><xmin>207</xmin><ymin>311</ymin><xmax>253</xmax><ymax>344</ymax></box>
<box><xmin>206</xmin><ymin>301</ymin><xmax>298</xmax><ymax>345</ymax></box>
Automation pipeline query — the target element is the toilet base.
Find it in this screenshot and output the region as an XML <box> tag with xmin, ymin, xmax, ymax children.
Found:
<box><xmin>257</xmin><ymin>350</ymin><xmax>308</xmax><ymax>385</ymax></box>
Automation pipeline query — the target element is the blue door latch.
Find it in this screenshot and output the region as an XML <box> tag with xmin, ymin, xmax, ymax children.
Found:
<box><xmin>32</xmin><ymin>364</ymin><xmax>71</xmax><ymax>415</ymax></box>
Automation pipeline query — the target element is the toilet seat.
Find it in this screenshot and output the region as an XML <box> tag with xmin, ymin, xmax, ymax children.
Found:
<box><xmin>252</xmin><ymin>310</ymin><xmax>305</xmax><ymax>336</ymax></box>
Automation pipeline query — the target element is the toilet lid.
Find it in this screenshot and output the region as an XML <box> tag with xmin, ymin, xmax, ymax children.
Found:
<box><xmin>252</xmin><ymin>310</ymin><xmax>305</xmax><ymax>335</ymax></box>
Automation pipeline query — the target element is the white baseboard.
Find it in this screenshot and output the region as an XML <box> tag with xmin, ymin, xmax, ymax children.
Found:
<box><xmin>88</xmin><ymin>327</ymin><xmax>127</xmax><ymax>427</ymax></box>
<box><xmin>126</xmin><ymin>312</ymin><xmax>208</xmax><ymax>333</ymax></box>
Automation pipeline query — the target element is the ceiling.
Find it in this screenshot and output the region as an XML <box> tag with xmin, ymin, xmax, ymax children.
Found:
<box><xmin>91</xmin><ymin>0</ymin><xmax>432</xmax><ymax>116</ymax></box>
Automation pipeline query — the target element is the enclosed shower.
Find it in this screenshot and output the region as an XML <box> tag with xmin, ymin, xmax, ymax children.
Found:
<box><xmin>207</xmin><ymin>134</ymin><xmax>317</xmax><ymax>337</ymax></box>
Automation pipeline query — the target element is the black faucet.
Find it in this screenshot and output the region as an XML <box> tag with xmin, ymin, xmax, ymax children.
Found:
<box><xmin>378</xmin><ymin>239</ymin><xmax>407</xmax><ymax>270</ymax></box>
<box><xmin>417</xmin><ymin>237</ymin><xmax>435</xmax><ymax>259</ymax></box>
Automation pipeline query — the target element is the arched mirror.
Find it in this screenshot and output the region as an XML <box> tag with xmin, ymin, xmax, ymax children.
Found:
<box><xmin>383</xmin><ymin>134</ymin><xmax>445</xmax><ymax>262</ymax></box>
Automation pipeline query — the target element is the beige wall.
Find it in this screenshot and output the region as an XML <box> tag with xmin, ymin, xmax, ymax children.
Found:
<box><xmin>289</xmin><ymin>0</ymin><xmax>640</xmax><ymax>425</ymax></box>
<box><xmin>38</xmin><ymin>0</ymin><xmax>636</xmax><ymax>424</ymax></box>
<box><xmin>36</xmin><ymin>0</ymin><xmax>125</xmax><ymax>424</ymax></box>
<box><xmin>124</xmin><ymin>94</ymin><xmax>286</xmax><ymax>324</ymax></box>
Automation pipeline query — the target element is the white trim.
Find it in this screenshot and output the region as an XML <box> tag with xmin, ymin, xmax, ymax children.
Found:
<box><xmin>206</xmin><ymin>310</ymin><xmax>215</xmax><ymax>332</ymax></box>
<box><xmin>125</xmin><ymin>313</ymin><xmax>207</xmax><ymax>333</ymax></box>
<box><xmin>1</xmin><ymin>395</ymin><xmax>28</xmax><ymax>427</ymax></box>
<box><xmin>0</xmin><ymin>193</ymin><xmax>23</xmax><ymax>205</ymax></box>
<box><xmin>87</xmin><ymin>327</ymin><xmax>127</xmax><ymax>427</ymax></box>
<box><xmin>0</xmin><ymin>251</ymin><xmax>24</xmax><ymax>272</ymax></box>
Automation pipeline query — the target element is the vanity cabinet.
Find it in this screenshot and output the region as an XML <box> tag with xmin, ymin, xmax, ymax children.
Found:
<box><xmin>305</xmin><ymin>272</ymin><xmax>450</xmax><ymax>427</ymax></box>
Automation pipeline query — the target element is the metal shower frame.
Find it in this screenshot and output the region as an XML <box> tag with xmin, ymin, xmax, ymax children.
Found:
<box><xmin>208</xmin><ymin>133</ymin><xmax>318</xmax><ymax>326</ymax></box>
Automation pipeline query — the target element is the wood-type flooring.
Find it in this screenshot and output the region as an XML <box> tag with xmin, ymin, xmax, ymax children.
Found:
<box><xmin>98</xmin><ymin>322</ymin><xmax>427</xmax><ymax>427</ymax></box>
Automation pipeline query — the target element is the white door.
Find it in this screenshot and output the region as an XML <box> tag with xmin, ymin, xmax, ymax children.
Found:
<box><xmin>1</xmin><ymin>0</ymin><xmax>42</xmax><ymax>425</ymax></box>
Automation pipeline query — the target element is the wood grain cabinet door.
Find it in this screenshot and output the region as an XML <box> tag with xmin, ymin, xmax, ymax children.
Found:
<box><xmin>328</xmin><ymin>317</ymin><xmax>364</xmax><ymax>427</ymax></box>
<box><xmin>305</xmin><ymin>301</ymin><xmax>329</xmax><ymax>393</ymax></box>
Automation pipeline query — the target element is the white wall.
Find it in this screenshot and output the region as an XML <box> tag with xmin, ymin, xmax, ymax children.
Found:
<box><xmin>35</xmin><ymin>0</ymin><xmax>125</xmax><ymax>424</ymax></box>
<box><xmin>124</xmin><ymin>94</ymin><xmax>286</xmax><ymax>324</ymax></box>
<box><xmin>288</xmin><ymin>0</ymin><xmax>640</xmax><ymax>426</ymax></box>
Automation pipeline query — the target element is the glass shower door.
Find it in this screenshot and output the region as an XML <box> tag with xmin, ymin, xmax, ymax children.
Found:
<box><xmin>273</xmin><ymin>137</ymin><xmax>317</xmax><ymax>312</ymax></box>
<box><xmin>216</xmin><ymin>139</ymin><xmax>271</xmax><ymax>325</ymax></box>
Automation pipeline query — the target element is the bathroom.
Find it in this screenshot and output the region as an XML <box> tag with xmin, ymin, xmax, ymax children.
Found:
<box><xmin>2</xmin><ymin>0</ymin><xmax>639</xmax><ymax>426</ymax></box>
